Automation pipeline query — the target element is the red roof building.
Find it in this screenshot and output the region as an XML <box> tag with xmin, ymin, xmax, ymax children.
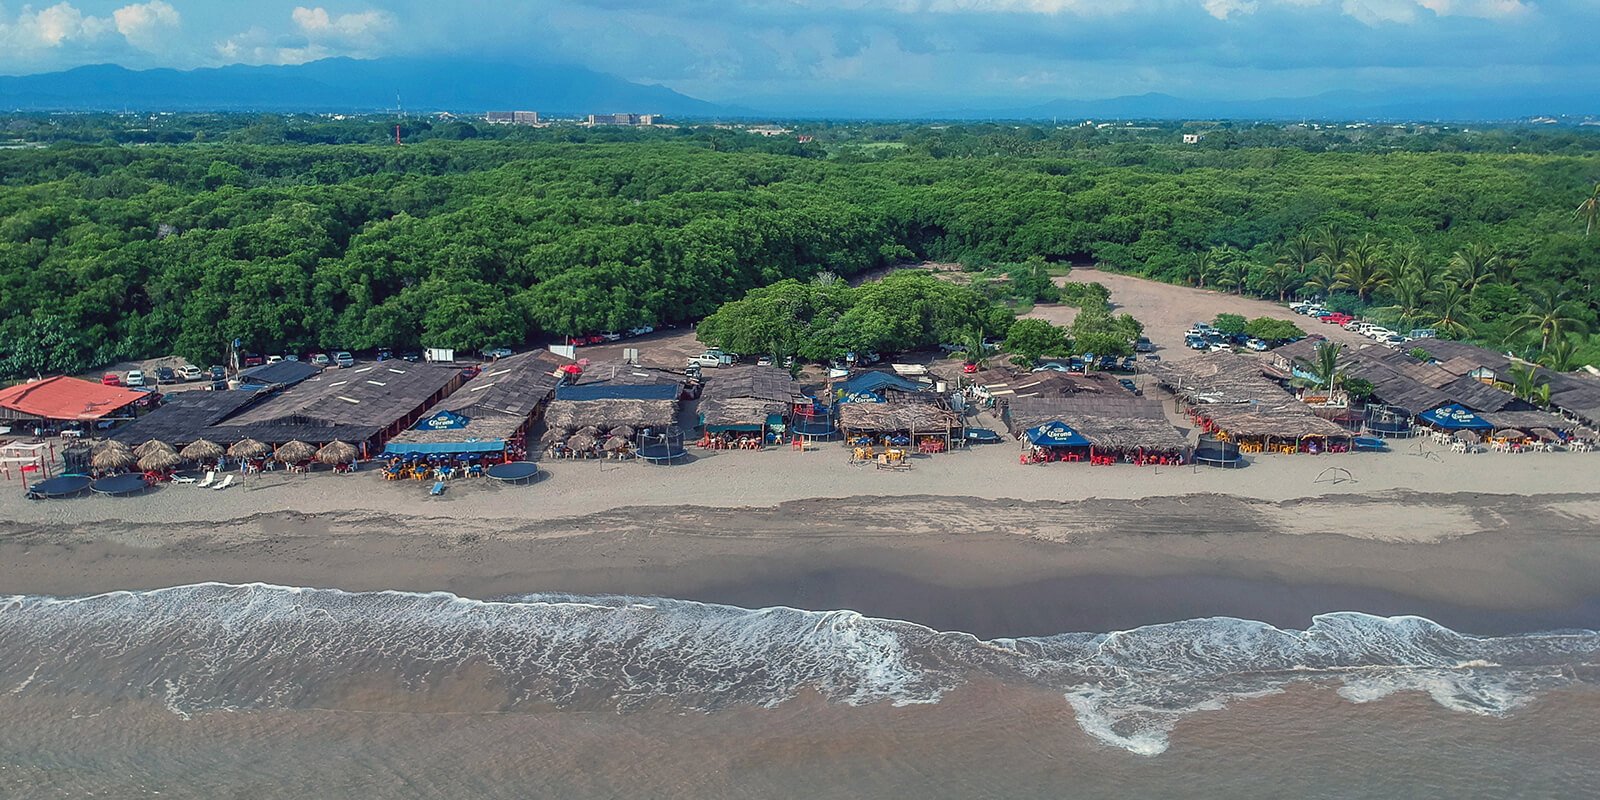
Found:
<box><xmin>0</xmin><ymin>376</ymin><xmax>148</xmax><ymax>422</ymax></box>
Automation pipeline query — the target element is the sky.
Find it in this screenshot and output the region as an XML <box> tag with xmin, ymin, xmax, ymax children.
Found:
<box><xmin>1</xmin><ymin>0</ymin><xmax>1595</xmax><ymax>105</ymax></box>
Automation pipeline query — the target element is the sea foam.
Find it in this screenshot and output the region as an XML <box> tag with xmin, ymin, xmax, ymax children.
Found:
<box><xmin>1</xmin><ymin>584</ymin><xmax>1595</xmax><ymax>756</ymax></box>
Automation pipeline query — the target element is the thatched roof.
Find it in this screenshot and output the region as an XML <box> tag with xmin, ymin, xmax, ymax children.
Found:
<box><xmin>91</xmin><ymin>448</ymin><xmax>135</xmax><ymax>470</ymax></box>
<box><xmin>92</xmin><ymin>438</ymin><xmax>131</xmax><ymax>454</ymax></box>
<box><xmin>544</xmin><ymin>398</ymin><xmax>678</xmax><ymax>432</ymax></box>
<box><xmin>134</xmin><ymin>439</ymin><xmax>175</xmax><ymax>458</ymax></box>
<box><xmin>1200</xmin><ymin>403</ymin><xmax>1353</xmax><ymax>440</ymax></box>
<box><xmin>1148</xmin><ymin>352</ymin><xmax>1292</xmax><ymax>406</ymax></box>
<box><xmin>228</xmin><ymin>438</ymin><xmax>273</xmax><ymax>458</ymax></box>
<box><xmin>838</xmin><ymin>397</ymin><xmax>960</xmax><ymax>433</ymax></box>
<box><xmin>315</xmin><ymin>441</ymin><xmax>358</xmax><ymax>464</ymax></box>
<box><xmin>1005</xmin><ymin>395</ymin><xmax>1190</xmax><ymax>452</ymax></box>
<box><xmin>701</xmin><ymin>365</ymin><xmax>805</xmax><ymax>404</ymax></box>
<box><xmin>1477</xmin><ymin>409</ymin><xmax>1574</xmax><ymax>433</ymax></box>
<box><xmin>701</xmin><ymin>397</ymin><xmax>786</xmax><ymax>428</ymax></box>
<box><xmin>179</xmin><ymin>439</ymin><xmax>224</xmax><ymax>461</ymax></box>
<box><xmin>137</xmin><ymin>449</ymin><xmax>182</xmax><ymax>472</ymax></box>
<box><xmin>275</xmin><ymin>440</ymin><xmax>317</xmax><ymax>463</ymax></box>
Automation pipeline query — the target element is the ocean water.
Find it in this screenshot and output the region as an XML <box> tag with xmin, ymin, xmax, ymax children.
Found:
<box><xmin>1</xmin><ymin>583</ymin><xmax>1598</xmax><ymax>798</ymax></box>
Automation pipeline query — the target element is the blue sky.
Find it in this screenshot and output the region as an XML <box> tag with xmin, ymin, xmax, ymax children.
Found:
<box><xmin>2</xmin><ymin>0</ymin><xmax>1595</xmax><ymax>103</ymax></box>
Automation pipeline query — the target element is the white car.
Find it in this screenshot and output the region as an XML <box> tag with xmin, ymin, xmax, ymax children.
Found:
<box><xmin>334</xmin><ymin>351</ymin><xmax>354</xmax><ymax>368</ymax></box>
<box><xmin>177</xmin><ymin>365</ymin><xmax>203</xmax><ymax>381</ymax></box>
<box><xmin>626</xmin><ymin>326</ymin><xmax>655</xmax><ymax>337</ymax></box>
<box><xmin>1246</xmin><ymin>338</ymin><xmax>1269</xmax><ymax>351</ymax></box>
<box><xmin>600</xmin><ymin>332</ymin><xmax>622</xmax><ymax>342</ymax></box>
<box><xmin>125</xmin><ymin>370</ymin><xmax>146</xmax><ymax>387</ymax></box>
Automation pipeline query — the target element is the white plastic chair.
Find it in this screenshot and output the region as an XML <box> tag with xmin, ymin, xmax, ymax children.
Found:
<box><xmin>196</xmin><ymin>470</ymin><xmax>216</xmax><ymax>488</ymax></box>
<box><xmin>213</xmin><ymin>474</ymin><xmax>234</xmax><ymax>490</ymax></box>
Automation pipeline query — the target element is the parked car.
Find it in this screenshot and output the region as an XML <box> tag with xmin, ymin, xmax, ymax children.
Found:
<box><xmin>155</xmin><ymin>367</ymin><xmax>176</xmax><ymax>383</ymax></box>
<box><xmin>1068</xmin><ymin>356</ymin><xmax>1085</xmax><ymax>372</ymax></box>
<box><xmin>242</xmin><ymin>354</ymin><xmax>264</xmax><ymax>367</ymax></box>
<box><xmin>1121</xmin><ymin>355</ymin><xmax>1137</xmax><ymax>371</ymax></box>
<box><xmin>1246</xmin><ymin>338</ymin><xmax>1269</xmax><ymax>351</ymax></box>
<box><xmin>962</xmin><ymin>362</ymin><xmax>979</xmax><ymax>374</ymax></box>
<box><xmin>177</xmin><ymin>365</ymin><xmax>203</xmax><ymax>381</ymax></box>
<box><xmin>310</xmin><ymin>353</ymin><xmax>330</xmax><ymax>366</ymax></box>
<box><xmin>688</xmin><ymin>353</ymin><xmax>728</xmax><ymax>368</ymax></box>
<box><xmin>1032</xmin><ymin>362</ymin><xmax>1072</xmax><ymax>373</ymax></box>
<box><xmin>1209</xmin><ymin>343</ymin><xmax>1233</xmax><ymax>352</ymax></box>
<box><xmin>1134</xmin><ymin>337</ymin><xmax>1154</xmax><ymax>353</ymax></box>
<box><xmin>1099</xmin><ymin>354</ymin><xmax>1120</xmax><ymax>371</ymax></box>
<box><xmin>376</xmin><ymin>349</ymin><xmax>394</xmax><ymax>361</ymax></box>
<box><xmin>1143</xmin><ymin>353</ymin><xmax>1161</xmax><ymax>362</ymax></box>
<box><xmin>102</xmin><ymin>373</ymin><xmax>121</xmax><ymax>386</ymax></box>
<box><xmin>125</xmin><ymin>370</ymin><xmax>146</xmax><ymax>387</ymax></box>
<box><xmin>399</xmin><ymin>351</ymin><xmax>421</xmax><ymax>363</ymax></box>
<box><xmin>1186</xmin><ymin>337</ymin><xmax>1208</xmax><ymax>350</ymax></box>
<box><xmin>334</xmin><ymin>351</ymin><xmax>354</xmax><ymax>368</ymax></box>
<box><xmin>285</xmin><ymin>354</ymin><xmax>300</xmax><ymax>362</ymax></box>
<box><xmin>1322</xmin><ymin>313</ymin><xmax>1353</xmax><ymax>325</ymax></box>
<box><xmin>209</xmin><ymin>365</ymin><xmax>227</xmax><ymax>380</ymax></box>
<box><xmin>206</xmin><ymin>379</ymin><xmax>228</xmax><ymax>391</ymax></box>
<box><xmin>484</xmin><ymin>347</ymin><xmax>514</xmax><ymax>359</ymax></box>
<box><xmin>1118</xmin><ymin>378</ymin><xmax>1142</xmax><ymax>395</ymax></box>
<box><xmin>599</xmin><ymin>331</ymin><xmax>622</xmax><ymax>342</ymax></box>
<box><xmin>626</xmin><ymin>325</ymin><xmax>656</xmax><ymax>337</ymax></box>
<box><xmin>586</xmin><ymin>334</ymin><xmax>606</xmax><ymax>345</ymax></box>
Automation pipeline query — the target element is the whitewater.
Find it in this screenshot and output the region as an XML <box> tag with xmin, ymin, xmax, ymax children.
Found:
<box><xmin>1</xmin><ymin>583</ymin><xmax>1596</xmax><ymax>756</ymax></box>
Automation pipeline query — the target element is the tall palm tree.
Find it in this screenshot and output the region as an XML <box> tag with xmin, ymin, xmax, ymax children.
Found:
<box><xmin>1185</xmin><ymin>250</ymin><xmax>1216</xmax><ymax>289</ymax></box>
<box><xmin>1279</xmin><ymin>233</ymin><xmax>1320</xmax><ymax>279</ymax></box>
<box><xmin>1507</xmin><ymin>364</ymin><xmax>1550</xmax><ymax>406</ymax></box>
<box><xmin>1312</xmin><ymin>226</ymin><xmax>1349</xmax><ymax>272</ymax></box>
<box><xmin>1576</xmin><ymin>181</ymin><xmax>1600</xmax><ymax>236</ymax></box>
<box><xmin>1429</xmin><ymin>283</ymin><xmax>1478</xmax><ymax>338</ymax></box>
<box><xmin>1449</xmin><ymin>243</ymin><xmax>1500</xmax><ymax>294</ymax></box>
<box><xmin>1301</xmin><ymin>259</ymin><xmax>1338</xmax><ymax>298</ymax></box>
<box><xmin>1261</xmin><ymin>254</ymin><xmax>1301</xmax><ymax>302</ymax></box>
<box><xmin>1540</xmin><ymin>335</ymin><xmax>1585</xmax><ymax>372</ymax></box>
<box><xmin>1378</xmin><ymin>274</ymin><xmax>1429</xmax><ymax>323</ymax></box>
<box><xmin>1295</xmin><ymin>341</ymin><xmax>1348</xmax><ymax>393</ymax></box>
<box><xmin>1213</xmin><ymin>257</ymin><xmax>1249</xmax><ymax>295</ymax></box>
<box><xmin>1511</xmin><ymin>289</ymin><xmax>1592</xmax><ymax>352</ymax></box>
<box><xmin>957</xmin><ymin>328</ymin><xmax>990</xmax><ymax>370</ymax></box>
<box><xmin>1334</xmin><ymin>236</ymin><xmax>1391</xmax><ymax>302</ymax></box>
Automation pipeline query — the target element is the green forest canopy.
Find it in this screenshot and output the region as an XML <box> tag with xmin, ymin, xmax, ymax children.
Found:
<box><xmin>0</xmin><ymin>127</ymin><xmax>1596</xmax><ymax>378</ymax></box>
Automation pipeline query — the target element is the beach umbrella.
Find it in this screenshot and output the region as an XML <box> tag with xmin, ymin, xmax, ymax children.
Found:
<box><xmin>539</xmin><ymin>428</ymin><xmax>565</xmax><ymax>445</ymax></box>
<box><xmin>315</xmin><ymin>441</ymin><xmax>357</xmax><ymax>465</ymax></box>
<box><xmin>137</xmin><ymin>449</ymin><xmax>182</xmax><ymax>472</ymax></box>
<box><xmin>180</xmin><ymin>439</ymin><xmax>224</xmax><ymax>461</ymax></box>
<box><xmin>91</xmin><ymin>447</ymin><xmax>136</xmax><ymax>470</ymax></box>
<box><xmin>275</xmin><ymin>440</ymin><xmax>317</xmax><ymax>464</ymax></box>
<box><xmin>229</xmin><ymin>439</ymin><xmax>273</xmax><ymax>459</ymax></box>
<box><xmin>611</xmin><ymin>424</ymin><xmax>636</xmax><ymax>439</ymax></box>
<box><xmin>603</xmin><ymin>436</ymin><xmax>629</xmax><ymax>451</ymax></box>
<box><xmin>134</xmin><ymin>439</ymin><xmax>176</xmax><ymax>458</ymax></box>
<box><xmin>577</xmin><ymin>425</ymin><xmax>600</xmax><ymax>436</ymax></box>
<box><xmin>92</xmin><ymin>438</ymin><xmax>132</xmax><ymax>454</ymax></box>
<box><xmin>567</xmin><ymin>431</ymin><xmax>597</xmax><ymax>451</ymax></box>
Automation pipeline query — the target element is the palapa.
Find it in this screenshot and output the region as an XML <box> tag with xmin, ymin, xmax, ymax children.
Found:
<box><xmin>1005</xmin><ymin>396</ymin><xmax>1189</xmax><ymax>452</ymax></box>
<box><xmin>539</xmin><ymin>427</ymin><xmax>565</xmax><ymax>445</ymax></box>
<box><xmin>603</xmin><ymin>436</ymin><xmax>629</xmax><ymax>451</ymax></box>
<box><xmin>134</xmin><ymin>439</ymin><xmax>176</xmax><ymax>458</ymax></box>
<box><xmin>838</xmin><ymin>399</ymin><xmax>960</xmax><ymax>434</ymax></box>
<box><xmin>610</xmin><ymin>424</ymin><xmax>636</xmax><ymax>439</ymax></box>
<box><xmin>91</xmin><ymin>447</ymin><xmax>136</xmax><ymax>470</ymax></box>
<box><xmin>566</xmin><ymin>431</ymin><xmax>597</xmax><ymax>451</ymax></box>
<box><xmin>137</xmin><ymin>449</ymin><xmax>183</xmax><ymax>472</ymax></box>
<box><xmin>228</xmin><ymin>438</ymin><xmax>273</xmax><ymax>459</ymax></box>
<box><xmin>544</xmin><ymin>398</ymin><xmax>678</xmax><ymax>432</ymax></box>
<box><xmin>315</xmin><ymin>441</ymin><xmax>357</xmax><ymax>465</ymax></box>
<box><xmin>274</xmin><ymin>440</ymin><xmax>317</xmax><ymax>464</ymax></box>
<box><xmin>92</xmin><ymin>439</ymin><xmax>132</xmax><ymax>455</ymax></box>
<box><xmin>179</xmin><ymin>439</ymin><xmax>224</xmax><ymax>461</ymax></box>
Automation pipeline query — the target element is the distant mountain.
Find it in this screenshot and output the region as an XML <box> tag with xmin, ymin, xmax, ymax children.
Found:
<box><xmin>0</xmin><ymin>58</ymin><xmax>725</xmax><ymax>117</ymax></box>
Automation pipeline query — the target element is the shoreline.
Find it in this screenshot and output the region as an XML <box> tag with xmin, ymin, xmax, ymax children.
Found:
<box><xmin>5</xmin><ymin>488</ymin><xmax>1600</xmax><ymax>637</ymax></box>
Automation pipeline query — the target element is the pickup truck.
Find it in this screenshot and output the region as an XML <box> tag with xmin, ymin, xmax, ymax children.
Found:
<box><xmin>688</xmin><ymin>351</ymin><xmax>733</xmax><ymax>368</ymax></box>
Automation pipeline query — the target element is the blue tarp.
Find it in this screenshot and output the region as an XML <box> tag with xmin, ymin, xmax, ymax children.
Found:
<box><xmin>383</xmin><ymin>440</ymin><xmax>505</xmax><ymax>456</ymax></box>
<box><xmin>556</xmin><ymin>383</ymin><xmax>679</xmax><ymax>401</ymax></box>
<box><xmin>1418</xmin><ymin>403</ymin><xmax>1493</xmax><ymax>431</ymax></box>
<box><xmin>1025</xmin><ymin>421</ymin><xmax>1090</xmax><ymax>448</ymax></box>
<box><xmin>835</xmin><ymin>372</ymin><xmax>927</xmax><ymax>399</ymax></box>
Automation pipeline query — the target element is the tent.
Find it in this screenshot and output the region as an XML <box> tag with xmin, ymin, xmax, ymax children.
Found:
<box><xmin>1418</xmin><ymin>403</ymin><xmax>1493</xmax><ymax>431</ymax></box>
<box><xmin>1024</xmin><ymin>421</ymin><xmax>1090</xmax><ymax>448</ymax></box>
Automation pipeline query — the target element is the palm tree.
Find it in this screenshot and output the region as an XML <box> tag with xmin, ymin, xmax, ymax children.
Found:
<box><xmin>957</xmin><ymin>328</ymin><xmax>990</xmax><ymax>370</ymax></box>
<box><xmin>1449</xmin><ymin>243</ymin><xmax>1500</xmax><ymax>294</ymax></box>
<box><xmin>1540</xmin><ymin>335</ymin><xmax>1585</xmax><ymax>372</ymax></box>
<box><xmin>1301</xmin><ymin>259</ymin><xmax>1337</xmax><ymax>298</ymax></box>
<box><xmin>1507</xmin><ymin>364</ymin><xmax>1550</xmax><ymax>406</ymax></box>
<box><xmin>1334</xmin><ymin>236</ymin><xmax>1391</xmax><ymax>302</ymax></box>
<box><xmin>1260</xmin><ymin>255</ymin><xmax>1301</xmax><ymax>302</ymax></box>
<box><xmin>1576</xmin><ymin>182</ymin><xmax>1600</xmax><ymax>236</ymax></box>
<box><xmin>1295</xmin><ymin>341</ymin><xmax>1348</xmax><ymax>395</ymax></box>
<box><xmin>1429</xmin><ymin>283</ymin><xmax>1478</xmax><ymax>338</ymax></box>
<box><xmin>1511</xmin><ymin>289</ymin><xmax>1592</xmax><ymax>352</ymax></box>
<box><xmin>1312</xmin><ymin>227</ymin><xmax>1349</xmax><ymax>272</ymax></box>
<box><xmin>1378</xmin><ymin>274</ymin><xmax>1429</xmax><ymax>324</ymax></box>
<box><xmin>1185</xmin><ymin>250</ymin><xmax>1216</xmax><ymax>289</ymax></box>
<box><xmin>1213</xmin><ymin>257</ymin><xmax>1250</xmax><ymax>295</ymax></box>
<box><xmin>1279</xmin><ymin>233</ymin><xmax>1320</xmax><ymax>278</ymax></box>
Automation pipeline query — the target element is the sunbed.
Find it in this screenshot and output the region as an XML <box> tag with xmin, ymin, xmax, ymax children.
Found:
<box><xmin>213</xmin><ymin>474</ymin><xmax>234</xmax><ymax>490</ymax></box>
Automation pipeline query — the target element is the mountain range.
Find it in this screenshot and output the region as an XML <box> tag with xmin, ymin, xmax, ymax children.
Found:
<box><xmin>0</xmin><ymin>57</ymin><xmax>1591</xmax><ymax>122</ymax></box>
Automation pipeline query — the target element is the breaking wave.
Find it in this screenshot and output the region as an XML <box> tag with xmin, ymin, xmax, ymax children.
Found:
<box><xmin>1</xmin><ymin>583</ymin><xmax>1596</xmax><ymax>755</ymax></box>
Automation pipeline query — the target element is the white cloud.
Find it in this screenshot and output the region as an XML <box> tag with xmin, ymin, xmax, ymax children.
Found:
<box><xmin>1414</xmin><ymin>0</ymin><xmax>1531</xmax><ymax>18</ymax></box>
<box><xmin>113</xmin><ymin>1</ymin><xmax>179</xmax><ymax>50</ymax></box>
<box><xmin>291</xmin><ymin>6</ymin><xmax>394</xmax><ymax>39</ymax></box>
<box><xmin>2</xmin><ymin>3</ymin><xmax>114</xmax><ymax>48</ymax></box>
<box><xmin>1202</xmin><ymin>0</ymin><xmax>1260</xmax><ymax>18</ymax></box>
<box><xmin>1340</xmin><ymin>0</ymin><xmax>1420</xmax><ymax>24</ymax></box>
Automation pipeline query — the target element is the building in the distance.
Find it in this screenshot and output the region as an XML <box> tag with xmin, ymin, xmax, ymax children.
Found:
<box><xmin>587</xmin><ymin>113</ymin><xmax>661</xmax><ymax>126</ymax></box>
<box><xmin>485</xmin><ymin>111</ymin><xmax>540</xmax><ymax>125</ymax></box>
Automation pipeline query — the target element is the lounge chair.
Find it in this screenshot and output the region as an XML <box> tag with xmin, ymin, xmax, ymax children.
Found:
<box><xmin>196</xmin><ymin>470</ymin><xmax>216</xmax><ymax>488</ymax></box>
<box><xmin>213</xmin><ymin>474</ymin><xmax>234</xmax><ymax>490</ymax></box>
<box><xmin>430</xmin><ymin>480</ymin><xmax>445</xmax><ymax>496</ymax></box>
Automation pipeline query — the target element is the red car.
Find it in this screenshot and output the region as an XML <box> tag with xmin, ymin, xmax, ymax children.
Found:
<box><xmin>101</xmin><ymin>373</ymin><xmax>121</xmax><ymax>386</ymax></box>
<box><xmin>1322</xmin><ymin>313</ymin><xmax>1352</xmax><ymax>325</ymax></box>
<box><xmin>962</xmin><ymin>362</ymin><xmax>979</xmax><ymax>374</ymax></box>
<box><xmin>586</xmin><ymin>334</ymin><xmax>606</xmax><ymax>345</ymax></box>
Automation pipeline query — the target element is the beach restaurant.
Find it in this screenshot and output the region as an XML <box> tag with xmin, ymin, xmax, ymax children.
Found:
<box><xmin>1150</xmin><ymin>352</ymin><xmax>1352</xmax><ymax>455</ymax></box>
<box><xmin>1003</xmin><ymin>395</ymin><xmax>1191</xmax><ymax>466</ymax></box>
<box><xmin>383</xmin><ymin>350</ymin><xmax>566</xmax><ymax>461</ymax></box>
<box><xmin>0</xmin><ymin>375</ymin><xmax>152</xmax><ymax>436</ymax></box>
<box><xmin>697</xmin><ymin>365</ymin><xmax>807</xmax><ymax>450</ymax></box>
<box><xmin>837</xmin><ymin>393</ymin><xmax>961</xmax><ymax>454</ymax></box>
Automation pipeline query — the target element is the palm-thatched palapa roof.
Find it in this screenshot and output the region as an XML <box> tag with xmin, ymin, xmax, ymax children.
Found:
<box><xmin>544</xmin><ymin>398</ymin><xmax>678</xmax><ymax>432</ymax></box>
<box><xmin>91</xmin><ymin>447</ymin><xmax>135</xmax><ymax>470</ymax></box>
<box><xmin>137</xmin><ymin>449</ymin><xmax>182</xmax><ymax>472</ymax></box>
<box><xmin>1199</xmin><ymin>403</ymin><xmax>1353</xmax><ymax>440</ymax></box>
<box><xmin>315</xmin><ymin>441</ymin><xmax>358</xmax><ymax>465</ymax></box>
<box><xmin>134</xmin><ymin>439</ymin><xmax>175</xmax><ymax>458</ymax></box>
<box><xmin>838</xmin><ymin>396</ymin><xmax>960</xmax><ymax>434</ymax></box>
<box><xmin>700</xmin><ymin>397</ymin><xmax>787</xmax><ymax>429</ymax></box>
<box><xmin>1005</xmin><ymin>395</ymin><xmax>1190</xmax><ymax>452</ymax></box>
<box><xmin>274</xmin><ymin>440</ymin><xmax>317</xmax><ymax>463</ymax></box>
<box><xmin>179</xmin><ymin>439</ymin><xmax>224</xmax><ymax>461</ymax></box>
<box><xmin>228</xmin><ymin>438</ymin><xmax>273</xmax><ymax>459</ymax></box>
<box><xmin>92</xmin><ymin>438</ymin><xmax>132</xmax><ymax>454</ymax></box>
